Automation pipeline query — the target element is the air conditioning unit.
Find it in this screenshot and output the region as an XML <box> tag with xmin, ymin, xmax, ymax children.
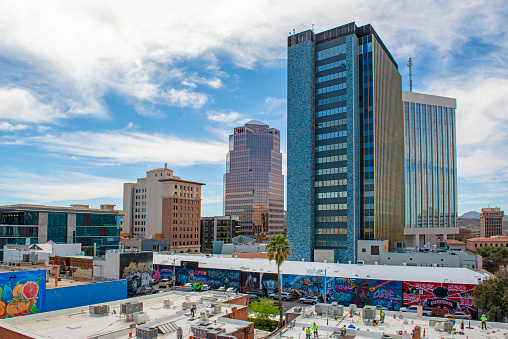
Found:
<box><xmin>213</xmin><ymin>303</ymin><xmax>222</xmax><ymax>314</ymax></box>
<box><xmin>163</xmin><ymin>300</ymin><xmax>172</xmax><ymax>308</ymax></box>
<box><xmin>136</xmin><ymin>327</ymin><xmax>158</xmax><ymax>338</ymax></box>
<box><xmin>133</xmin><ymin>312</ymin><xmax>149</xmax><ymax>324</ymax></box>
<box><xmin>437</xmin><ymin>241</ymin><xmax>447</xmax><ymax>249</ymax></box>
<box><xmin>121</xmin><ymin>301</ymin><xmax>143</xmax><ymax>314</ymax></box>
<box><xmin>362</xmin><ymin>306</ymin><xmax>376</xmax><ymax>320</ymax></box>
<box><xmin>89</xmin><ymin>305</ymin><xmax>109</xmax><ymax>315</ymax></box>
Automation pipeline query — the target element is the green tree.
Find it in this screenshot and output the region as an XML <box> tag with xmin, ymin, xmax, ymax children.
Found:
<box><xmin>248</xmin><ymin>298</ymin><xmax>279</xmax><ymax>331</ymax></box>
<box><xmin>267</xmin><ymin>234</ymin><xmax>291</xmax><ymax>329</ymax></box>
<box><xmin>474</xmin><ymin>269</ymin><xmax>508</xmax><ymax>322</ymax></box>
<box><xmin>475</xmin><ymin>245</ymin><xmax>508</xmax><ymax>274</ymax></box>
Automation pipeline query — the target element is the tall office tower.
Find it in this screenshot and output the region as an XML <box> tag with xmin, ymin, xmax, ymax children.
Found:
<box><xmin>287</xmin><ymin>22</ymin><xmax>404</xmax><ymax>263</ymax></box>
<box><xmin>223</xmin><ymin>120</ymin><xmax>284</xmax><ymax>242</ymax></box>
<box><xmin>480</xmin><ymin>207</ymin><xmax>504</xmax><ymax>238</ymax></box>
<box><xmin>402</xmin><ymin>92</ymin><xmax>458</xmax><ymax>247</ymax></box>
<box><xmin>123</xmin><ymin>164</ymin><xmax>205</xmax><ymax>253</ymax></box>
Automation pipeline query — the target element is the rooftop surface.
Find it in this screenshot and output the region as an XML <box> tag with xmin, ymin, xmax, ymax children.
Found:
<box><xmin>0</xmin><ymin>290</ymin><xmax>249</xmax><ymax>339</ymax></box>
<box><xmin>154</xmin><ymin>254</ymin><xmax>489</xmax><ymax>285</ymax></box>
<box><xmin>283</xmin><ymin>305</ymin><xmax>508</xmax><ymax>339</ymax></box>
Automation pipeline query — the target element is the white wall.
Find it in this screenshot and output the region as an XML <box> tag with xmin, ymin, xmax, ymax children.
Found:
<box><xmin>3</xmin><ymin>248</ymin><xmax>50</xmax><ymax>263</ymax></box>
<box><xmin>51</xmin><ymin>243</ymin><xmax>82</xmax><ymax>256</ymax></box>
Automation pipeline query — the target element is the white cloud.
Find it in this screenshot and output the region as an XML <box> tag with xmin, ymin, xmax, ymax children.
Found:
<box><xmin>0</xmin><ymin>87</ymin><xmax>64</xmax><ymax>123</ymax></box>
<box><xmin>207</xmin><ymin>110</ymin><xmax>246</xmax><ymax>126</ymax></box>
<box><xmin>25</xmin><ymin>130</ymin><xmax>228</xmax><ymax>166</ymax></box>
<box><xmin>0</xmin><ymin>169</ymin><xmax>124</xmax><ymax>203</ymax></box>
<box><xmin>0</xmin><ymin>121</ymin><xmax>30</xmax><ymax>132</ymax></box>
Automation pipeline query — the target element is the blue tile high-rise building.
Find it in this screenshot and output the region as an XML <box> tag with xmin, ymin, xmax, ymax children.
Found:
<box><xmin>287</xmin><ymin>22</ymin><xmax>404</xmax><ymax>263</ymax></box>
<box><xmin>402</xmin><ymin>91</ymin><xmax>458</xmax><ymax>247</ymax></box>
<box><xmin>223</xmin><ymin>120</ymin><xmax>284</xmax><ymax>242</ymax></box>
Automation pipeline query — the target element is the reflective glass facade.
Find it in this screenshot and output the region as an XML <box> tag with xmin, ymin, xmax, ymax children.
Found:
<box><xmin>402</xmin><ymin>92</ymin><xmax>457</xmax><ymax>246</ymax></box>
<box><xmin>288</xmin><ymin>23</ymin><xmax>404</xmax><ymax>262</ymax></box>
<box><xmin>223</xmin><ymin>121</ymin><xmax>284</xmax><ymax>242</ymax></box>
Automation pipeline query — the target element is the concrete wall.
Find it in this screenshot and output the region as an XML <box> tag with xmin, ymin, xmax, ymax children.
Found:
<box><xmin>3</xmin><ymin>248</ymin><xmax>50</xmax><ymax>263</ymax></box>
<box><xmin>51</xmin><ymin>243</ymin><xmax>82</xmax><ymax>257</ymax></box>
<box><xmin>45</xmin><ymin>280</ymin><xmax>127</xmax><ymax>312</ymax></box>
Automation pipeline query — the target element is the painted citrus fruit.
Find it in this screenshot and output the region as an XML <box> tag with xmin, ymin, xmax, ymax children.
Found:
<box><xmin>6</xmin><ymin>302</ymin><xmax>22</xmax><ymax>317</ymax></box>
<box><xmin>22</xmin><ymin>281</ymin><xmax>38</xmax><ymax>299</ymax></box>
<box><xmin>12</xmin><ymin>284</ymin><xmax>24</xmax><ymax>299</ymax></box>
<box><xmin>0</xmin><ymin>301</ymin><xmax>6</xmax><ymax>318</ymax></box>
<box><xmin>17</xmin><ymin>301</ymin><xmax>31</xmax><ymax>315</ymax></box>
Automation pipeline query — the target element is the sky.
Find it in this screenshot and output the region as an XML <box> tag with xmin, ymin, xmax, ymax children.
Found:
<box><xmin>1</xmin><ymin>0</ymin><xmax>508</xmax><ymax>217</ymax></box>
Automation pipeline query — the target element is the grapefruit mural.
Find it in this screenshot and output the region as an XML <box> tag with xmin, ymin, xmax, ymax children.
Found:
<box><xmin>0</xmin><ymin>270</ymin><xmax>45</xmax><ymax>318</ymax></box>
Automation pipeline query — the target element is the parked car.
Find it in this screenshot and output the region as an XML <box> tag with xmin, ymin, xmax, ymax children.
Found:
<box><xmin>444</xmin><ymin>312</ymin><xmax>471</xmax><ymax>320</ymax></box>
<box><xmin>399</xmin><ymin>306</ymin><xmax>432</xmax><ymax>316</ymax></box>
<box><xmin>299</xmin><ymin>296</ymin><xmax>321</xmax><ymax>304</ymax></box>
<box><xmin>248</xmin><ymin>294</ymin><xmax>261</xmax><ymax>303</ymax></box>
<box><xmin>247</xmin><ymin>289</ymin><xmax>265</xmax><ymax>297</ymax></box>
<box><xmin>375</xmin><ymin>305</ymin><xmax>389</xmax><ymax>311</ymax></box>
<box><xmin>159</xmin><ymin>278</ymin><xmax>171</xmax><ymax>288</ymax></box>
<box><xmin>200</xmin><ymin>284</ymin><xmax>210</xmax><ymax>291</ymax></box>
<box><xmin>226</xmin><ymin>287</ymin><xmax>237</xmax><ymax>293</ymax></box>
<box><xmin>218</xmin><ymin>286</ymin><xmax>226</xmax><ymax>292</ymax></box>
<box><xmin>184</xmin><ymin>283</ymin><xmax>193</xmax><ymax>288</ymax></box>
<box><xmin>269</xmin><ymin>292</ymin><xmax>293</xmax><ymax>301</ymax></box>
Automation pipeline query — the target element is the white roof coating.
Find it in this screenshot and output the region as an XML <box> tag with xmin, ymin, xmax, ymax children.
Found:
<box><xmin>154</xmin><ymin>254</ymin><xmax>489</xmax><ymax>285</ymax></box>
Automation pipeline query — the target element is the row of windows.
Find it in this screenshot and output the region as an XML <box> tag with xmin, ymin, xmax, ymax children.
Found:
<box><xmin>173</xmin><ymin>241</ymin><xmax>199</xmax><ymax>246</ymax></box>
<box><xmin>316</xmin><ymin>240</ymin><xmax>346</xmax><ymax>247</ymax></box>
<box><xmin>134</xmin><ymin>208</ymin><xmax>145</xmax><ymax>213</ymax></box>
<box><xmin>316</xmin><ymin>44</ymin><xmax>346</xmax><ymax>61</ymax></box>
<box><xmin>317</xmin><ymin>119</ymin><xmax>347</xmax><ymax>129</ymax></box>
<box><xmin>317</xmin><ymin>95</ymin><xmax>346</xmax><ymax>106</ymax></box>
<box><xmin>316</xmin><ymin>142</ymin><xmax>347</xmax><ymax>152</ymax></box>
<box><xmin>134</xmin><ymin>221</ymin><xmax>145</xmax><ymax>226</ymax></box>
<box><xmin>174</xmin><ymin>185</ymin><xmax>199</xmax><ymax>192</ymax></box>
<box><xmin>363</xmin><ymin>142</ymin><xmax>373</xmax><ymax>148</ymax></box>
<box><xmin>135</xmin><ymin>188</ymin><xmax>146</xmax><ymax>193</ymax></box>
<box><xmin>364</xmin><ymin>191</ymin><xmax>375</xmax><ymax>197</ymax></box>
<box><xmin>316</xmin><ymin>60</ymin><xmax>346</xmax><ymax>72</ymax></box>
<box><xmin>173</xmin><ymin>206</ymin><xmax>199</xmax><ymax>211</ymax></box>
<box><xmin>317</xmin><ymin>130</ymin><xmax>347</xmax><ymax>140</ymax></box>
<box><xmin>317</xmin><ymin>154</ymin><xmax>347</xmax><ymax>164</ymax></box>
<box><xmin>316</xmin><ymin>167</ymin><xmax>347</xmax><ymax>175</ymax></box>
<box><xmin>173</xmin><ymin>220</ymin><xmax>200</xmax><ymax>225</ymax></box>
<box><xmin>316</xmin><ymin>216</ymin><xmax>347</xmax><ymax>223</ymax></box>
<box><xmin>315</xmin><ymin>179</ymin><xmax>347</xmax><ymax>187</ymax></box>
<box><xmin>359</xmin><ymin>42</ymin><xmax>372</xmax><ymax>55</ymax></box>
<box><xmin>316</xmin><ymin>191</ymin><xmax>347</xmax><ymax>199</ymax></box>
<box><xmin>173</xmin><ymin>199</ymin><xmax>199</xmax><ymax>205</ymax></box>
<box><xmin>172</xmin><ymin>234</ymin><xmax>199</xmax><ymax>239</ymax></box>
<box><xmin>316</xmin><ymin>106</ymin><xmax>347</xmax><ymax>118</ymax></box>
<box><xmin>135</xmin><ymin>195</ymin><xmax>145</xmax><ymax>200</ymax></box>
<box><xmin>316</xmin><ymin>204</ymin><xmax>347</xmax><ymax>211</ymax></box>
<box><xmin>317</xmin><ymin>82</ymin><xmax>347</xmax><ymax>95</ymax></box>
<box><xmin>316</xmin><ymin>71</ymin><xmax>346</xmax><ymax>84</ymax></box>
<box><xmin>315</xmin><ymin>227</ymin><xmax>347</xmax><ymax>234</ymax></box>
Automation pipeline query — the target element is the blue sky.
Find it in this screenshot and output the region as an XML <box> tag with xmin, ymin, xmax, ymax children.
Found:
<box><xmin>1</xmin><ymin>0</ymin><xmax>508</xmax><ymax>217</ymax></box>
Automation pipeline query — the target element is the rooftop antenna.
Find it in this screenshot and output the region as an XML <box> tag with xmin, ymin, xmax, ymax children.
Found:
<box><xmin>407</xmin><ymin>54</ymin><xmax>413</xmax><ymax>92</ymax></box>
<box><xmin>293</xmin><ymin>29</ymin><xmax>295</xmax><ymax>35</ymax></box>
<box><xmin>312</xmin><ymin>24</ymin><xmax>314</xmax><ymax>31</ymax></box>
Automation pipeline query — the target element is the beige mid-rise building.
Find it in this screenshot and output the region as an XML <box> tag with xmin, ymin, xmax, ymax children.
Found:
<box><xmin>480</xmin><ymin>207</ymin><xmax>504</xmax><ymax>238</ymax></box>
<box><xmin>123</xmin><ymin>164</ymin><xmax>205</xmax><ymax>253</ymax></box>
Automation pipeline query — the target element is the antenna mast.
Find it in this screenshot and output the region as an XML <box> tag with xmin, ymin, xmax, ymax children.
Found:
<box><xmin>407</xmin><ymin>56</ymin><xmax>413</xmax><ymax>92</ymax></box>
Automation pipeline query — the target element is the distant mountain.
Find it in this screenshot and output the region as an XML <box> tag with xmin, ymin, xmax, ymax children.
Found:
<box><xmin>460</xmin><ymin>211</ymin><xmax>480</xmax><ymax>219</ymax></box>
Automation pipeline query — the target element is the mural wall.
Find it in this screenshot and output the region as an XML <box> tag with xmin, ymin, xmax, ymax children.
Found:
<box><xmin>120</xmin><ymin>252</ymin><xmax>153</xmax><ymax>296</ymax></box>
<box><xmin>153</xmin><ymin>264</ymin><xmax>173</xmax><ymax>281</ymax></box>
<box><xmin>0</xmin><ymin>270</ymin><xmax>46</xmax><ymax>318</ymax></box>
<box><xmin>176</xmin><ymin>261</ymin><xmax>208</xmax><ymax>286</ymax></box>
<box><xmin>403</xmin><ymin>281</ymin><xmax>476</xmax><ymax>316</ymax></box>
<box><xmin>240</xmin><ymin>271</ymin><xmax>260</xmax><ymax>293</ymax></box>
<box><xmin>45</xmin><ymin>280</ymin><xmax>127</xmax><ymax>312</ymax></box>
<box><xmin>329</xmin><ymin>278</ymin><xmax>402</xmax><ymax>310</ymax></box>
<box><xmin>282</xmin><ymin>275</ymin><xmax>324</xmax><ymax>298</ymax></box>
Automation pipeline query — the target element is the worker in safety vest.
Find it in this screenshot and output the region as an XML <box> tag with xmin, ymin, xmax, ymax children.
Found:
<box><xmin>340</xmin><ymin>325</ymin><xmax>347</xmax><ymax>337</ymax></box>
<box><xmin>481</xmin><ymin>314</ymin><xmax>487</xmax><ymax>330</ymax></box>
<box><xmin>312</xmin><ymin>322</ymin><xmax>318</xmax><ymax>337</ymax></box>
<box><xmin>380</xmin><ymin>310</ymin><xmax>385</xmax><ymax>323</ymax></box>
<box><xmin>305</xmin><ymin>326</ymin><xmax>311</xmax><ymax>339</ymax></box>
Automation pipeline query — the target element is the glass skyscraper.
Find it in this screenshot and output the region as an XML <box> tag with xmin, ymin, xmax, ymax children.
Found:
<box><xmin>287</xmin><ymin>22</ymin><xmax>404</xmax><ymax>263</ymax></box>
<box><xmin>403</xmin><ymin>91</ymin><xmax>458</xmax><ymax>247</ymax></box>
<box><xmin>223</xmin><ymin>120</ymin><xmax>284</xmax><ymax>242</ymax></box>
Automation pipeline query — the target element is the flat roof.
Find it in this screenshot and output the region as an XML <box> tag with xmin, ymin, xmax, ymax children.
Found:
<box><xmin>158</xmin><ymin>177</ymin><xmax>206</xmax><ymax>185</ymax></box>
<box><xmin>402</xmin><ymin>91</ymin><xmax>457</xmax><ymax>108</ymax></box>
<box><xmin>0</xmin><ymin>290</ymin><xmax>248</xmax><ymax>339</ymax></box>
<box><xmin>154</xmin><ymin>254</ymin><xmax>489</xmax><ymax>285</ymax></box>
<box><xmin>468</xmin><ymin>237</ymin><xmax>508</xmax><ymax>242</ymax></box>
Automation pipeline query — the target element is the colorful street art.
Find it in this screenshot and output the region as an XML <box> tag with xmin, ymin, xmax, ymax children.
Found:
<box><xmin>152</xmin><ymin>264</ymin><xmax>173</xmax><ymax>281</ymax></box>
<box><xmin>403</xmin><ymin>281</ymin><xmax>476</xmax><ymax>316</ymax></box>
<box><xmin>0</xmin><ymin>270</ymin><xmax>45</xmax><ymax>318</ymax></box>
<box><xmin>208</xmin><ymin>269</ymin><xmax>240</xmax><ymax>290</ymax></box>
<box><xmin>240</xmin><ymin>271</ymin><xmax>260</xmax><ymax>293</ymax></box>
<box><xmin>368</xmin><ymin>280</ymin><xmax>402</xmax><ymax>311</ymax></box>
<box><xmin>120</xmin><ymin>252</ymin><xmax>153</xmax><ymax>296</ymax></box>
<box><xmin>259</xmin><ymin>273</ymin><xmax>278</xmax><ymax>296</ymax></box>
<box><xmin>176</xmin><ymin>261</ymin><xmax>208</xmax><ymax>286</ymax></box>
<box><xmin>328</xmin><ymin>278</ymin><xmax>402</xmax><ymax>310</ymax></box>
<box><xmin>281</xmin><ymin>275</ymin><xmax>324</xmax><ymax>298</ymax></box>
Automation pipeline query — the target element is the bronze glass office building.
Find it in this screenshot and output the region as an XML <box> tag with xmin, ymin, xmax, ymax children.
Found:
<box><xmin>223</xmin><ymin>121</ymin><xmax>284</xmax><ymax>242</ymax></box>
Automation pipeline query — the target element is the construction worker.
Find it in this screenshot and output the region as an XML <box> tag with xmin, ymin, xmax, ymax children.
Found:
<box><xmin>305</xmin><ymin>326</ymin><xmax>311</xmax><ymax>339</ymax></box>
<box><xmin>460</xmin><ymin>319</ymin><xmax>464</xmax><ymax>330</ymax></box>
<box><xmin>312</xmin><ymin>322</ymin><xmax>318</xmax><ymax>337</ymax></box>
<box><xmin>177</xmin><ymin>326</ymin><xmax>183</xmax><ymax>339</ymax></box>
<box><xmin>340</xmin><ymin>325</ymin><xmax>347</xmax><ymax>337</ymax></box>
<box><xmin>380</xmin><ymin>310</ymin><xmax>385</xmax><ymax>323</ymax></box>
<box><xmin>481</xmin><ymin>314</ymin><xmax>488</xmax><ymax>330</ymax></box>
<box><xmin>191</xmin><ymin>304</ymin><xmax>196</xmax><ymax>318</ymax></box>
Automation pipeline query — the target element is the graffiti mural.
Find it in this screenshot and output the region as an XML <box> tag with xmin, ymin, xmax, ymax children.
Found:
<box><xmin>240</xmin><ymin>271</ymin><xmax>260</xmax><ymax>293</ymax></box>
<box><xmin>120</xmin><ymin>252</ymin><xmax>154</xmax><ymax>296</ymax></box>
<box><xmin>259</xmin><ymin>273</ymin><xmax>278</xmax><ymax>296</ymax></box>
<box><xmin>369</xmin><ymin>280</ymin><xmax>402</xmax><ymax>311</ymax></box>
<box><xmin>176</xmin><ymin>261</ymin><xmax>208</xmax><ymax>286</ymax></box>
<box><xmin>0</xmin><ymin>270</ymin><xmax>46</xmax><ymax>318</ymax></box>
<box><xmin>152</xmin><ymin>264</ymin><xmax>173</xmax><ymax>281</ymax></box>
<box><xmin>403</xmin><ymin>282</ymin><xmax>476</xmax><ymax>316</ymax></box>
<box><xmin>208</xmin><ymin>269</ymin><xmax>240</xmax><ymax>290</ymax></box>
<box><xmin>282</xmin><ymin>275</ymin><xmax>324</xmax><ymax>298</ymax></box>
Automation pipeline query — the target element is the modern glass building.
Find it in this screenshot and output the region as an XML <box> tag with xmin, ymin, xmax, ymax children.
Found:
<box><xmin>0</xmin><ymin>204</ymin><xmax>121</xmax><ymax>258</ymax></box>
<box><xmin>223</xmin><ymin>120</ymin><xmax>284</xmax><ymax>242</ymax></box>
<box><xmin>200</xmin><ymin>215</ymin><xmax>240</xmax><ymax>252</ymax></box>
<box><xmin>403</xmin><ymin>91</ymin><xmax>458</xmax><ymax>247</ymax></box>
<box><xmin>287</xmin><ymin>22</ymin><xmax>404</xmax><ymax>263</ymax></box>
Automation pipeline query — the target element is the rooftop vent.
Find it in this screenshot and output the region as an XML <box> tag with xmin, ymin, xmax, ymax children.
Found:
<box><xmin>89</xmin><ymin>305</ymin><xmax>109</xmax><ymax>316</ymax></box>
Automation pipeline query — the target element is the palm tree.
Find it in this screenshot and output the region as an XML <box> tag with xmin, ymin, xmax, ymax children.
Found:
<box><xmin>267</xmin><ymin>234</ymin><xmax>291</xmax><ymax>329</ymax></box>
